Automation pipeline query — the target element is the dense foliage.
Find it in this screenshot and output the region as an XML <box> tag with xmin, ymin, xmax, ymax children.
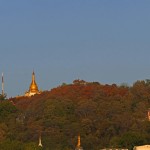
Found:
<box><xmin>1</xmin><ymin>79</ymin><xmax>150</xmax><ymax>150</ymax></box>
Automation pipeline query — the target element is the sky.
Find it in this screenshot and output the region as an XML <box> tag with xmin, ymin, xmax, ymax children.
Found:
<box><xmin>0</xmin><ymin>0</ymin><xmax>150</xmax><ymax>97</ymax></box>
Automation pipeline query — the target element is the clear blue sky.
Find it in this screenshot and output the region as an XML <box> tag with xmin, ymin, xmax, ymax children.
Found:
<box><xmin>0</xmin><ymin>0</ymin><xmax>150</xmax><ymax>97</ymax></box>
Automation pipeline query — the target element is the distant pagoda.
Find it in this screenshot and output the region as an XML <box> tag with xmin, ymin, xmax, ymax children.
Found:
<box><xmin>25</xmin><ymin>71</ymin><xmax>41</xmax><ymax>97</ymax></box>
<box><xmin>75</xmin><ymin>135</ymin><xmax>83</xmax><ymax>150</ymax></box>
<box><xmin>38</xmin><ymin>134</ymin><xmax>43</xmax><ymax>147</ymax></box>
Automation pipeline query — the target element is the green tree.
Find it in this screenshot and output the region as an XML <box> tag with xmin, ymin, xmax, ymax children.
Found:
<box><xmin>118</xmin><ymin>132</ymin><xmax>146</xmax><ymax>150</ymax></box>
<box><xmin>0</xmin><ymin>93</ymin><xmax>7</xmax><ymax>101</ymax></box>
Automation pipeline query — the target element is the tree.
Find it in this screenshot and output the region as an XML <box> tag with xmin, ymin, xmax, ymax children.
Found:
<box><xmin>117</xmin><ymin>132</ymin><xmax>146</xmax><ymax>150</ymax></box>
<box><xmin>0</xmin><ymin>93</ymin><xmax>7</xmax><ymax>101</ymax></box>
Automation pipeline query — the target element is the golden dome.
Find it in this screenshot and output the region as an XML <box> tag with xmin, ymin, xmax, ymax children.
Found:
<box><xmin>29</xmin><ymin>71</ymin><xmax>39</xmax><ymax>93</ymax></box>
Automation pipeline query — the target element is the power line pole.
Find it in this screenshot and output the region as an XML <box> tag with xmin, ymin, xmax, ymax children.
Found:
<box><xmin>2</xmin><ymin>73</ymin><xmax>4</xmax><ymax>96</ymax></box>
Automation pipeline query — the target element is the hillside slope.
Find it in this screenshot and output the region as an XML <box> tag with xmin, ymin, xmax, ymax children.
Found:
<box><xmin>2</xmin><ymin>80</ymin><xmax>150</xmax><ymax>150</ymax></box>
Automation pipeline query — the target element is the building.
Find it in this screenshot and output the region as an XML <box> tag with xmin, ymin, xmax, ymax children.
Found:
<box><xmin>25</xmin><ymin>71</ymin><xmax>41</xmax><ymax>97</ymax></box>
<box><xmin>133</xmin><ymin>145</ymin><xmax>150</xmax><ymax>150</ymax></box>
<box><xmin>100</xmin><ymin>148</ymin><xmax>128</xmax><ymax>150</ymax></box>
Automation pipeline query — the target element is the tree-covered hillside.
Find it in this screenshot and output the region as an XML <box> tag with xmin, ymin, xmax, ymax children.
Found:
<box><xmin>1</xmin><ymin>80</ymin><xmax>150</xmax><ymax>150</ymax></box>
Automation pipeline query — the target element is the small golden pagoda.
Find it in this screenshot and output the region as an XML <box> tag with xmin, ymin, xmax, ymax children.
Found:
<box><xmin>25</xmin><ymin>71</ymin><xmax>41</xmax><ymax>97</ymax></box>
<box><xmin>75</xmin><ymin>135</ymin><xmax>83</xmax><ymax>150</ymax></box>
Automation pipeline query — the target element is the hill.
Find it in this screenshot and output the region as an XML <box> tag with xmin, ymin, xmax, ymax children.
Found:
<box><xmin>1</xmin><ymin>79</ymin><xmax>150</xmax><ymax>150</ymax></box>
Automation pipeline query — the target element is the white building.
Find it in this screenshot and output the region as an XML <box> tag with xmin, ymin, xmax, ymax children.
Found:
<box><xmin>133</xmin><ymin>145</ymin><xmax>150</xmax><ymax>150</ymax></box>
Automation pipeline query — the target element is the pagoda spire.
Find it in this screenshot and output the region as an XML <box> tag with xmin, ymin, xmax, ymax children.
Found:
<box><xmin>77</xmin><ymin>135</ymin><xmax>81</xmax><ymax>147</ymax></box>
<box><xmin>32</xmin><ymin>71</ymin><xmax>35</xmax><ymax>83</ymax></box>
<box><xmin>148</xmin><ymin>108</ymin><xmax>150</xmax><ymax>121</ymax></box>
<box><xmin>38</xmin><ymin>133</ymin><xmax>43</xmax><ymax>147</ymax></box>
<box><xmin>75</xmin><ymin>134</ymin><xmax>83</xmax><ymax>150</ymax></box>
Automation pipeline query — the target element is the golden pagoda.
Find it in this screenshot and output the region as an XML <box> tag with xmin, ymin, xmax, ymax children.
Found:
<box><xmin>25</xmin><ymin>71</ymin><xmax>41</xmax><ymax>97</ymax></box>
<box><xmin>75</xmin><ymin>135</ymin><xmax>83</xmax><ymax>150</ymax></box>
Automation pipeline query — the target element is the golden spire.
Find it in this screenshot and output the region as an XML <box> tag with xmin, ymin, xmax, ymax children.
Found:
<box><xmin>29</xmin><ymin>71</ymin><xmax>39</xmax><ymax>93</ymax></box>
<box><xmin>75</xmin><ymin>134</ymin><xmax>83</xmax><ymax>150</ymax></box>
<box><xmin>77</xmin><ymin>135</ymin><xmax>81</xmax><ymax>147</ymax></box>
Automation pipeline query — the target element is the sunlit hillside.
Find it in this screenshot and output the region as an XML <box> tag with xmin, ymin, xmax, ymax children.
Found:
<box><xmin>0</xmin><ymin>80</ymin><xmax>150</xmax><ymax>150</ymax></box>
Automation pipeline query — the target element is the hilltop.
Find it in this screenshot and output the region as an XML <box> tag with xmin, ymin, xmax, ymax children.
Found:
<box><xmin>0</xmin><ymin>79</ymin><xmax>150</xmax><ymax>150</ymax></box>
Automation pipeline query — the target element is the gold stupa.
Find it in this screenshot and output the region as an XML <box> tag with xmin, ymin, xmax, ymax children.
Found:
<box><xmin>29</xmin><ymin>71</ymin><xmax>39</xmax><ymax>93</ymax></box>
<box><xmin>25</xmin><ymin>71</ymin><xmax>41</xmax><ymax>97</ymax></box>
